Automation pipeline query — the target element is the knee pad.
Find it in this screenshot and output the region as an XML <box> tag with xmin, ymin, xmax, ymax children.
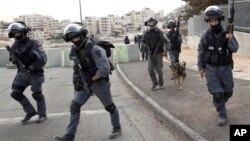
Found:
<box><xmin>105</xmin><ymin>103</ymin><xmax>116</xmax><ymax>114</ymax></box>
<box><xmin>213</xmin><ymin>92</ymin><xmax>224</xmax><ymax>103</ymax></box>
<box><xmin>11</xmin><ymin>91</ymin><xmax>24</xmax><ymax>101</ymax></box>
<box><xmin>32</xmin><ymin>92</ymin><xmax>44</xmax><ymax>102</ymax></box>
<box><xmin>70</xmin><ymin>100</ymin><xmax>81</xmax><ymax>114</ymax></box>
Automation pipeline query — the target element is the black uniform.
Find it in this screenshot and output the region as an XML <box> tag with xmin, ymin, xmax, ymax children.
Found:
<box><xmin>55</xmin><ymin>23</ymin><xmax>121</xmax><ymax>141</ymax></box>
<box><xmin>7</xmin><ymin>22</ymin><xmax>47</xmax><ymax>123</ymax></box>
<box><xmin>141</xmin><ymin>18</ymin><xmax>170</xmax><ymax>90</ymax></box>
<box><xmin>166</xmin><ymin>30</ymin><xmax>182</xmax><ymax>64</ymax></box>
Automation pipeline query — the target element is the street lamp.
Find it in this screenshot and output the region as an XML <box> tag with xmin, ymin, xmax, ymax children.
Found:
<box><xmin>79</xmin><ymin>0</ymin><xmax>83</xmax><ymax>23</ymax></box>
<box><xmin>141</xmin><ymin>7</ymin><xmax>146</xmax><ymax>32</ymax></box>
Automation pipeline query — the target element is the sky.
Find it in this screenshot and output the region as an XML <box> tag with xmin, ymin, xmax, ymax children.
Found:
<box><xmin>0</xmin><ymin>0</ymin><xmax>186</xmax><ymax>22</ymax></box>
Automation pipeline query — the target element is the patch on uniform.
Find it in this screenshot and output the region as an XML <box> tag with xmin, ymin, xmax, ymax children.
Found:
<box><xmin>95</xmin><ymin>49</ymin><xmax>102</xmax><ymax>57</ymax></box>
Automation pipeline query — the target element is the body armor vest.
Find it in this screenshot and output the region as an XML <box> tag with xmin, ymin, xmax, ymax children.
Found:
<box><xmin>12</xmin><ymin>38</ymin><xmax>37</xmax><ymax>69</ymax></box>
<box><xmin>166</xmin><ymin>31</ymin><xmax>181</xmax><ymax>52</ymax></box>
<box><xmin>203</xmin><ymin>28</ymin><xmax>233</xmax><ymax>66</ymax></box>
<box><xmin>72</xmin><ymin>42</ymin><xmax>98</xmax><ymax>78</ymax></box>
<box><xmin>144</xmin><ymin>28</ymin><xmax>164</xmax><ymax>54</ymax></box>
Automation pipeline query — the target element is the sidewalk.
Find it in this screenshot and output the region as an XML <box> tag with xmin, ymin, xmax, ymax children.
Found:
<box><xmin>117</xmin><ymin>47</ymin><xmax>250</xmax><ymax>141</ymax></box>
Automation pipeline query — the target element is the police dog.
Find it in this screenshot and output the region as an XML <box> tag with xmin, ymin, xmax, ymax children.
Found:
<box><xmin>171</xmin><ymin>61</ymin><xmax>187</xmax><ymax>90</ymax></box>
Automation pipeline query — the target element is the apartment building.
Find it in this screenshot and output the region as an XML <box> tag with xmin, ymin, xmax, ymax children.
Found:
<box><xmin>83</xmin><ymin>17</ymin><xmax>99</xmax><ymax>35</ymax></box>
<box><xmin>99</xmin><ymin>15</ymin><xmax>121</xmax><ymax>36</ymax></box>
<box><xmin>14</xmin><ymin>14</ymin><xmax>63</xmax><ymax>42</ymax></box>
<box><xmin>0</xmin><ymin>8</ymin><xmax>165</xmax><ymax>39</ymax></box>
<box><xmin>121</xmin><ymin>8</ymin><xmax>163</xmax><ymax>33</ymax></box>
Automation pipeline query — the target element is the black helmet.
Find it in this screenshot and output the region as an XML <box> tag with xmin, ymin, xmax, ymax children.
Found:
<box><xmin>167</xmin><ymin>20</ymin><xmax>176</xmax><ymax>28</ymax></box>
<box><xmin>7</xmin><ymin>21</ymin><xmax>30</xmax><ymax>38</ymax></box>
<box><xmin>146</xmin><ymin>17</ymin><xmax>158</xmax><ymax>27</ymax></box>
<box><xmin>204</xmin><ymin>5</ymin><xmax>225</xmax><ymax>22</ymax></box>
<box><xmin>63</xmin><ymin>23</ymin><xmax>88</xmax><ymax>42</ymax></box>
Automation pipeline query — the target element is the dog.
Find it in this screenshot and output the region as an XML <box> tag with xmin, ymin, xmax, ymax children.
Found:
<box><xmin>170</xmin><ymin>61</ymin><xmax>187</xmax><ymax>90</ymax></box>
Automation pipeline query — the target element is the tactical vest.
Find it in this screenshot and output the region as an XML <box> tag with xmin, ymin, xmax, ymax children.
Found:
<box><xmin>166</xmin><ymin>31</ymin><xmax>181</xmax><ymax>52</ymax></box>
<box><xmin>203</xmin><ymin>28</ymin><xmax>233</xmax><ymax>66</ymax></box>
<box><xmin>144</xmin><ymin>28</ymin><xmax>164</xmax><ymax>54</ymax></box>
<box><xmin>12</xmin><ymin>38</ymin><xmax>37</xmax><ymax>69</ymax></box>
<box><xmin>73</xmin><ymin>43</ymin><xmax>97</xmax><ymax>78</ymax></box>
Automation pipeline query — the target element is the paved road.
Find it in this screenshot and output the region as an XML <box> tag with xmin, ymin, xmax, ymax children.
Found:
<box><xmin>0</xmin><ymin>67</ymin><xmax>177</xmax><ymax>141</ymax></box>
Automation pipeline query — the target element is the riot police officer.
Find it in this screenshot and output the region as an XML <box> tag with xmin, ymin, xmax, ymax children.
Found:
<box><xmin>7</xmin><ymin>21</ymin><xmax>48</xmax><ymax>123</ymax></box>
<box><xmin>166</xmin><ymin>20</ymin><xmax>182</xmax><ymax>65</ymax></box>
<box><xmin>55</xmin><ymin>23</ymin><xmax>121</xmax><ymax>141</ymax></box>
<box><xmin>197</xmin><ymin>6</ymin><xmax>239</xmax><ymax>126</ymax></box>
<box><xmin>141</xmin><ymin>17</ymin><xmax>171</xmax><ymax>90</ymax></box>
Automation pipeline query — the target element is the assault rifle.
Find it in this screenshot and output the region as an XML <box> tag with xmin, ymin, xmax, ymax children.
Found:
<box><xmin>176</xmin><ymin>16</ymin><xmax>180</xmax><ymax>33</ymax></box>
<box><xmin>70</xmin><ymin>49</ymin><xmax>91</xmax><ymax>94</ymax></box>
<box><xmin>6</xmin><ymin>46</ymin><xmax>31</xmax><ymax>82</ymax></box>
<box><xmin>173</xmin><ymin>14</ymin><xmax>182</xmax><ymax>48</ymax></box>
<box><xmin>226</xmin><ymin>0</ymin><xmax>235</xmax><ymax>34</ymax></box>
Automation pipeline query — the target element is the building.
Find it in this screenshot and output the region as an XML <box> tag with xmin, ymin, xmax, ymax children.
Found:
<box><xmin>98</xmin><ymin>15</ymin><xmax>121</xmax><ymax>36</ymax></box>
<box><xmin>0</xmin><ymin>8</ymin><xmax>166</xmax><ymax>39</ymax></box>
<box><xmin>14</xmin><ymin>14</ymin><xmax>63</xmax><ymax>42</ymax></box>
<box><xmin>83</xmin><ymin>17</ymin><xmax>99</xmax><ymax>35</ymax></box>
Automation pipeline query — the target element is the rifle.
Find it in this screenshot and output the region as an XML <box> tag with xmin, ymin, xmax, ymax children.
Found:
<box><xmin>6</xmin><ymin>46</ymin><xmax>31</xmax><ymax>82</ymax></box>
<box><xmin>70</xmin><ymin>48</ymin><xmax>91</xmax><ymax>94</ymax></box>
<box><xmin>174</xmin><ymin>13</ymin><xmax>181</xmax><ymax>38</ymax></box>
<box><xmin>226</xmin><ymin>0</ymin><xmax>235</xmax><ymax>34</ymax></box>
<box><xmin>176</xmin><ymin>16</ymin><xmax>180</xmax><ymax>33</ymax></box>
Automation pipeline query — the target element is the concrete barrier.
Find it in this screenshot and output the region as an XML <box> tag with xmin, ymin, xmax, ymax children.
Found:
<box><xmin>115</xmin><ymin>44</ymin><xmax>140</xmax><ymax>63</ymax></box>
<box><xmin>1</xmin><ymin>42</ymin><xmax>139</xmax><ymax>68</ymax></box>
<box><xmin>63</xmin><ymin>48</ymin><xmax>74</xmax><ymax>67</ymax></box>
<box><xmin>0</xmin><ymin>48</ymin><xmax>9</xmax><ymax>67</ymax></box>
<box><xmin>45</xmin><ymin>48</ymin><xmax>63</xmax><ymax>68</ymax></box>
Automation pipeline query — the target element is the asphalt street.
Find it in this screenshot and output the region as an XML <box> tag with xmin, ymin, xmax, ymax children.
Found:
<box><xmin>0</xmin><ymin>67</ymin><xmax>177</xmax><ymax>141</ymax></box>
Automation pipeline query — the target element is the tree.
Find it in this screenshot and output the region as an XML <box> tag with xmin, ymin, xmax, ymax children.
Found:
<box><xmin>182</xmin><ymin>0</ymin><xmax>227</xmax><ymax>20</ymax></box>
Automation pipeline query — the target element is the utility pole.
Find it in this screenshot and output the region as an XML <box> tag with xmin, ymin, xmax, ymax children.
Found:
<box><xmin>79</xmin><ymin>0</ymin><xmax>83</xmax><ymax>23</ymax></box>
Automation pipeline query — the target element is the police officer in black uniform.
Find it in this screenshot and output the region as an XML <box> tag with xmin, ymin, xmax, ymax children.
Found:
<box><xmin>166</xmin><ymin>20</ymin><xmax>182</xmax><ymax>65</ymax></box>
<box><xmin>141</xmin><ymin>17</ymin><xmax>170</xmax><ymax>90</ymax></box>
<box><xmin>198</xmin><ymin>6</ymin><xmax>239</xmax><ymax>126</ymax></box>
<box><xmin>55</xmin><ymin>23</ymin><xmax>121</xmax><ymax>141</ymax></box>
<box><xmin>7</xmin><ymin>21</ymin><xmax>48</xmax><ymax>123</ymax></box>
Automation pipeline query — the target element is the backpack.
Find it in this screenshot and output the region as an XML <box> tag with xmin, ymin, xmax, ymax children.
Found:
<box><xmin>95</xmin><ymin>40</ymin><xmax>115</xmax><ymax>57</ymax></box>
<box><xmin>88</xmin><ymin>38</ymin><xmax>116</xmax><ymax>73</ymax></box>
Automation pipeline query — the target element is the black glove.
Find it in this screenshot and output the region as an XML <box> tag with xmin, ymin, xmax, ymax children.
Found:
<box><xmin>73</xmin><ymin>75</ymin><xmax>83</xmax><ymax>91</ymax></box>
<box><xmin>10</xmin><ymin>57</ymin><xmax>18</xmax><ymax>65</ymax></box>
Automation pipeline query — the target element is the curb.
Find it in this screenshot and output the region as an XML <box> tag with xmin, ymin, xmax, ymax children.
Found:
<box><xmin>116</xmin><ymin>63</ymin><xmax>208</xmax><ymax>141</ymax></box>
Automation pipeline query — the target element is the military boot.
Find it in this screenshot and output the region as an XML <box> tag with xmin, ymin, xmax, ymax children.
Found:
<box><xmin>109</xmin><ymin>126</ymin><xmax>122</xmax><ymax>139</ymax></box>
<box><xmin>36</xmin><ymin>114</ymin><xmax>47</xmax><ymax>123</ymax></box>
<box><xmin>218</xmin><ymin>117</ymin><xmax>227</xmax><ymax>126</ymax></box>
<box><xmin>21</xmin><ymin>111</ymin><xmax>37</xmax><ymax>123</ymax></box>
<box><xmin>55</xmin><ymin>134</ymin><xmax>75</xmax><ymax>141</ymax></box>
<box><xmin>151</xmin><ymin>83</ymin><xmax>158</xmax><ymax>90</ymax></box>
<box><xmin>159</xmin><ymin>85</ymin><xmax>165</xmax><ymax>90</ymax></box>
